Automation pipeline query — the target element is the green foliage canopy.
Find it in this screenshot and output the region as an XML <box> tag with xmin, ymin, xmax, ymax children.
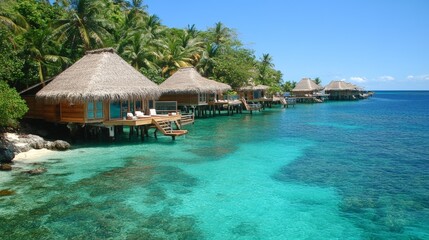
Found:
<box><xmin>0</xmin><ymin>81</ymin><xmax>28</xmax><ymax>128</ymax></box>
<box><xmin>1</xmin><ymin>0</ymin><xmax>286</xmax><ymax>94</ymax></box>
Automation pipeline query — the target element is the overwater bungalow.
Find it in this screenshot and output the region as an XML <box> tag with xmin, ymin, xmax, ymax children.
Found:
<box><xmin>324</xmin><ymin>80</ymin><xmax>364</xmax><ymax>100</ymax></box>
<box><xmin>291</xmin><ymin>78</ymin><xmax>326</xmax><ymax>103</ymax></box>
<box><xmin>238</xmin><ymin>84</ymin><xmax>274</xmax><ymax>110</ymax></box>
<box><xmin>23</xmin><ymin>48</ymin><xmax>187</xmax><ymax>140</ymax></box>
<box><xmin>158</xmin><ymin>67</ymin><xmax>233</xmax><ymax>117</ymax></box>
<box><xmin>238</xmin><ymin>84</ymin><xmax>270</xmax><ymax>101</ymax></box>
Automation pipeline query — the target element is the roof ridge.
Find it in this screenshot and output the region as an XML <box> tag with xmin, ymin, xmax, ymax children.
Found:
<box><xmin>86</xmin><ymin>48</ymin><xmax>116</xmax><ymax>55</ymax></box>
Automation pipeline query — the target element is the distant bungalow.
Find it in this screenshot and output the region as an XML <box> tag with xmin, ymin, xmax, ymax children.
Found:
<box><xmin>324</xmin><ymin>80</ymin><xmax>368</xmax><ymax>100</ymax></box>
<box><xmin>292</xmin><ymin>78</ymin><xmax>327</xmax><ymax>102</ymax></box>
<box><xmin>159</xmin><ymin>67</ymin><xmax>232</xmax><ymax>117</ymax></box>
<box><xmin>23</xmin><ymin>48</ymin><xmax>187</xmax><ymax>140</ymax></box>
<box><xmin>238</xmin><ymin>84</ymin><xmax>270</xmax><ymax>101</ymax></box>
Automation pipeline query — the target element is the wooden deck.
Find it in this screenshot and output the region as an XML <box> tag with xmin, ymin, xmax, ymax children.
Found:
<box><xmin>104</xmin><ymin>115</ymin><xmax>181</xmax><ymax>126</ymax></box>
<box><xmin>103</xmin><ymin>114</ymin><xmax>189</xmax><ymax>140</ymax></box>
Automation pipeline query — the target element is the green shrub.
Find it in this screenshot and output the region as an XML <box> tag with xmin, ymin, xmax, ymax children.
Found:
<box><xmin>0</xmin><ymin>81</ymin><xmax>28</xmax><ymax>128</ymax></box>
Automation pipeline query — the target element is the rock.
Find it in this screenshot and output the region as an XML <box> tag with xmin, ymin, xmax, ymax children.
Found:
<box><xmin>11</xmin><ymin>143</ymin><xmax>32</xmax><ymax>153</ymax></box>
<box><xmin>24</xmin><ymin>134</ymin><xmax>46</xmax><ymax>149</ymax></box>
<box><xmin>4</xmin><ymin>132</ymin><xmax>70</xmax><ymax>154</ymax></box>
<box><xmin>0</xmin><ymin>189</ymin><xmax>15</xmax><ymax>196</ymax></box>
<box><xmin>0</xmin><ymin>163</ymin><xmax>12</xmax><ymax>171</ymax></box>
<box><xmin>0</xmin><ymin>147</ymin><xmax>15</xmax><ymax>163</ymax></box>
<box><xmin>46</xmin><ymin>140</ymin><xmax>70</xmax><ymax>151</ymax></box>
<box><xmin>24</xmin><ymin>167</ymin><xmax>47</xmax><ymax>175</ymax></box>
<box><xmin>5</xmin><ymin>133</ymin><xmax>45</xmax><ymax>153</ymax></box>
<box><xmin>44</xmin><ymin>141</ymin><xmax>54</xmax><ymax>150</ymax></box>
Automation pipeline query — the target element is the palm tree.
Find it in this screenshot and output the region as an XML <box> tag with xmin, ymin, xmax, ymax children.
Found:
<box><xmin>197</xmin><ymin>43</ymin><xmax>218</xmax><ymax>77</ymax></box>
<box><xmin>130</xmin><ymin>0</ymin><xmax>147</xmax><ymax>10</ymax></box>
<box><xmin>53</xmin><ymin>0</ymin><xmax>113</xmax><ymax>51</ymax></box>
<box><xmin>0</xmin><ymin>8</ymin><xmax>29</xmax><ymax>34</ymax></box>
<box><xmin>123</xmin><ymin>32</ymin><xmax>157</xmax><ymax>71</ymax></box>
<box><xmin>314</xmin><ymin>77</ymin><xmax>322</xmax><ymax>85</ymax></box>
<box><xmin>143</xmin><ymin>14</ymin><xmax>164</xmax><ymax>41</ymax></box>
<box><xmin>113</xmin><ymin>2</ymin><xmax>145</xmax><ymax>54</ymax></box>
<box><xmin>0</xmin><ymin>2</ymin><xmax>29</xmax><ymax>47</ymax></box>
<box><xmin>283</xmin><ymin>81</ymin><xmax>296</xmax><ymax>92</ymax></box>
<box><xmin>186</xmin><ymin>24</ymin><xmax>198</xmax><ymax>38</ymax></box>
<box><xmin>258</xmin><ymin>53</ymin><xmax>274</xmax><ymax>84</ymax></box>
<box><xmin>177</xmin><ymin>29</ymin><xmax>203</xmax><ymax>65</ymax></box>
<box><xmin>155</xmin><ymin>37</ymin><xmax>193</xmax><ymax>78</ymax></box>
<box><xmin>211</xmin><ymin>22</ymin><xmax>231</xmax><ymax>45</ymax></box>
<box><xmin>27</xmin><ymin>29</ymin><xmax>70</xmax><ymax>85</ymax></box>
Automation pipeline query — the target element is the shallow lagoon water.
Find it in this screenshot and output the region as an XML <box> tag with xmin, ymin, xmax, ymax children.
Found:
<box><xmin>1</xmin><ymin>91</ymin><xmax>428</xmax><ymax>239</ymax></box>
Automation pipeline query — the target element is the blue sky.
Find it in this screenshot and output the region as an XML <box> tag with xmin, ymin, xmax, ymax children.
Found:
<box><xmin>144</xmin><ymin>0</ymin><xmax>429</xmax><ymax>90</ymax></box>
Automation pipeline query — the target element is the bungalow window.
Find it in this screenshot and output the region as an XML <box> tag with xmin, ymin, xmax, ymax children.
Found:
<box><xmin>87</xmin><ymin>101</ymin><xmax>103</xmax><ymax>120</ymax></box>
<box><xmin>96</xmin><ymin>101</ymin><xmax>103</xmax><ymax>118</ymax></box>
<box><xmin>198</xmin><ymin>93</ymin><xmax>207</xmax><ymax>103</ymax></box>
<box><xmin>87</xmin><ymin>101</ymin><xmax>94</xmax><ymax>119</ymax></box>
<box><xmin>135</xmin><ymin>100</ymin><xmax>142</xmax><ymax>112</ymax></box>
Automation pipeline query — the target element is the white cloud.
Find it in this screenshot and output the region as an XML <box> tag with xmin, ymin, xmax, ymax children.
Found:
<box><xmin>378</xmin><ymin>76</ymin><xmax>395</xmax><ymax>81</ymax></box>
<box><xmin>407</xmin><ymin>74</ymin><xmax>429</xmax><ymax>81</ymax></box>
<box><xmin>349</xmin><ymin>77</ymin><xmax>367</xmax><ymax>83</ymax></box>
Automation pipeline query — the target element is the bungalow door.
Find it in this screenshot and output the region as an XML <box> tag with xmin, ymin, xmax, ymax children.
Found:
<box><xmin>253</xmin><ymin>90</ymin><xmax>262</xmax><ymax>99</ymax></box>
<box><xmin>109</xmin><ymin>101</ymin><xmax>121</xmax><ymax>119</ymax></box>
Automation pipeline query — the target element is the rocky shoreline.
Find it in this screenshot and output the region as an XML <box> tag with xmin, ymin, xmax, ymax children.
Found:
<box><xmin>0</xmin><ymin>133</ymin><xmax>71</xmax><ymax>172</ymax></box>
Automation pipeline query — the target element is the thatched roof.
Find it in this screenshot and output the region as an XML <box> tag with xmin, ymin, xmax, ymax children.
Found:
<box><xmin>159</xmin><ymin>67</ymin><xmax>231</xmax><ymax>94</ymax></box>
<box><xmin>292</xmin><ymin>78</ymin><xmax>323</xmax><ymax>92</ymax></box>
<box><xmin>325</xmin><ymin>80</ymin><xmax>359</xmax><ymax>91</ymax></box>
<box><xmin>36</xmin><ymin>48</ymin><xmax>161</xmax><ymax>103</ymax></box>
<box><xmin>239</xmin><ymin>84</ymin><xmax>270</xmax><ymax>91</ymax></box>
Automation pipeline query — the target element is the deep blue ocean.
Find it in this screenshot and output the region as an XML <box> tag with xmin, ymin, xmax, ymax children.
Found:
<box><xmin>1</xmin><ymin>91</ymin><xmax>428</xmax><ymax>239</ymax></box>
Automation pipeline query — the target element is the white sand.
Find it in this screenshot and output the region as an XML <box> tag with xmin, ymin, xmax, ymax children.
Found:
<box><xmin>13</xmin><ymin>148</ymin><xmax>55</xmax><ymax>163</ymax></box>
<box><xmin>2</xmin><ymin>149</ymin><xmax>55</xmax><ymax>184</ymax></box>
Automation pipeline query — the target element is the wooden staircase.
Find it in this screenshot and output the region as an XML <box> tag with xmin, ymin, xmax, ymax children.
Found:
<box><xmin>279</xmin><ymin>97</ymin><xmax>287</xmax><ymax>107</ymax></box>
<box><xmin>240</xmin><ymin>97</ymin><xmax>262</xmax><ymax>113</ymax></box>
<box><xmin>152</xmin><ymin>119</ymin><xmax>188</xmax><ymax>140</ymax></box>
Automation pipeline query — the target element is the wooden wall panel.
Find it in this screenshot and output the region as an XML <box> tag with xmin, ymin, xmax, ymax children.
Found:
<box><xmin>159</xmin><ymin>94</ymin><xmax>199</xmax><ymax>105</ymax></box>
<box><xmin>60</xmin><ymin>102</ymin><xmax>85</xmax><ymax>123</ymax></box>
<box><xmin>23</xmin><ymin>96</ymin><xmax>60</xmax><ymax>122</ymax></box>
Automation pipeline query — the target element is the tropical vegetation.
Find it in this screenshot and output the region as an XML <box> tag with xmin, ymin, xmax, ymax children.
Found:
<box><xmin>0</xmin><ymin>0</ymin><xmax>291</xmax><ymax>126</ymax></box>
<box><xmin>0</xmin><ymin>81</ymin><xmax>28</xmax><ymax>129</ymax></box>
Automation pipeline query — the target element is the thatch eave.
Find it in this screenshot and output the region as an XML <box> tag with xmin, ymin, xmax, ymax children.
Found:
<box><xmin>159</xmin><ymin>67</ymin><xmax>231</xmax><ymax>95</ymax></box>
<box><xmin>35</xmin><ymin>47</ymin><xmax>161</xmax><ymax>104</ymax></box>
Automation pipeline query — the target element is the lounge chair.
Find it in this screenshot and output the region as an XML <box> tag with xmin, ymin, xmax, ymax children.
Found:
<box><xmin>126</xmin><ymin>112</ymin><xmax>134</xmax><ymax>120</ymax></box>
<box><xmin>135</xmin><ymin>111</ymin><xmax>150</xmax><ymax>119</ymax></box>
<box><xmin>149</xmin><ymin>109</ymin><xmax>169</xmax><ymax>117</ymax></box>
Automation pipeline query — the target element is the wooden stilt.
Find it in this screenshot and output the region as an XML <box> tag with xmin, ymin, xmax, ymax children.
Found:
<box><xmin>129</xmin><ymin>126</ymin><xmax>133</xmax><ymax>139</ymax></box>
<box><xmin>144</xmin><ymin>125</ymin><xmax>149</xmax><ymax>137</ymax></box>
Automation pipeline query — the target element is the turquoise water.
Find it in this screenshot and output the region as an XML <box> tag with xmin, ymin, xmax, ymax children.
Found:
<box><xmin>1</xmin><ymin>91</ymin><xmax>428</xmax><ymax>239</ymax></box>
